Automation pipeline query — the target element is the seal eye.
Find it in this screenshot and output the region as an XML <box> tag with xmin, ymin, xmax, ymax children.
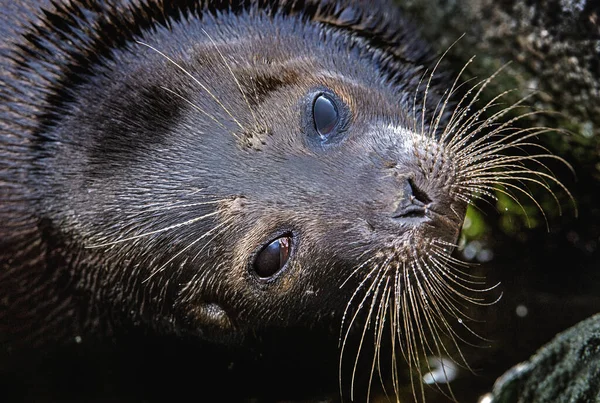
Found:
<box><xmin>313</xmin><ymin>94</ymin><xmax>339</xmax><ymax>138</ymax></box>
<box><xmin>253</xmin><ymin>235</ymin><xmax>292</xmax><ymax>279</ymax></box>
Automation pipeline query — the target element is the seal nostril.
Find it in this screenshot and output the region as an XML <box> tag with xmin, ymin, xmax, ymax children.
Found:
<box><xmin>407</xmin><ymin>178</ymin><xmax>432</xmax><ymax>205</ymax></box>
<box><xmin>392</xmin><ymin>178</ymin><xmax>432</xmax><ymax>219</ymax></box>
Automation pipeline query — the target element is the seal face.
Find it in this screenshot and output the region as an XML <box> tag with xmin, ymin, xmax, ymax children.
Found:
<box><xmin>2</xmin><ymin>0</ymin><xmax>569</xmax><ymax>400</ymax></box>
<box><xmin>1</xmin><ymin>0</ymin><xmax>460</xmax><ymax>336</ymax></box>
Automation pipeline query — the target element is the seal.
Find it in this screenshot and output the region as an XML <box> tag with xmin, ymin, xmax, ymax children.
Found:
<box><xmin>0</xmin><ymin>0</ymin><xmax>571</xmax><ymax>400</ymax></box>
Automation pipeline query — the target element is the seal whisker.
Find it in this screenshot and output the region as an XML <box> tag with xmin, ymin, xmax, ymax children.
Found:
<box><xmin>403</xmin><ymin>260</ymin><xmax>430</xmax><ymax>401</ymax></box>
<box><xmin>411</xmin><ymin>265</ymin><xmax>463</xmax><ymax>401</ymax></box>
<box><xmin>143</xmin><ymin>218</ymin><xmax>233</xmax><ymax>282</ymax></box>
<box><xmin>191</xmin><ymin>220</ymin><xmax>238</xmax><ymax>262</ymax></box>
<box><xmin>450</xmin><ymin>101</ymin><xmax>559</xmax><ymax>163</ymax></box>
<box><xmin>455</xmin><ymin>185</ymin><xmax>497</xmax><ymax>202</ymax></box>
<box><xmin>200</xmin><ymin>28</ymin><xmax>261</xmax><ymax>130</ymax></box>
<box><xmin>443</xmin><ymin>63</ymin><xmax>513</xmax><ymax>148</ymax></box>
<box><xmin>379</xmin><ymin>239</ymin><xmax>503</xmax><ymax>403</ymax></box>
<box><xmin>395</xmin><ymin>263</ymin><xmax>416</xmax><ymax>397</ymax></box>
<box><xmin>461</xmin><ymin>146</ymin><xmax>567</xmax><ymax>171</ymax></box>
<box><xmin>456</xmin><ymin>191</ymin><xmax>500</xmax><ymax>213</ymax></box>
<box><xmin>455</xmin><ymin>120</ymin><xmax>561</xmax><ymax>161</ymax></box>
<box><xmin>388</xmin><ymin>265</ymin><xmax>402</xmax><ymax>399</ymax></box>
<box><xmin>464</xmin><ymin>109</ymin><xmax>571</xmax><ymax>154</ymax></box>
<box><xmin>464</xmin><ymin>177</ymin><xmax>553</xmax><ymax>221</ymax></box>
<box><xmin>86</xmin><ymin>210</ymin><xmax>221</xmax><ymax>248</ymax></box>
<box><xmin>338</xmin><ymin>258</ymin><xmax>383</xmax><ymax>391</ymax></box>
<box><xmin>129</xmin><ymin>198</ymin><xmax>230</xmax><ymax>214</ymax></box>
<box><xmin>456</xmin><ymin>181</ymin><xmax>540</xmax><ymax>225</ymax></box>
<box><xmin>424</xmin><ymin>255</ymin><xmax>499</xmax><ymax>342</ymax></box>
<box><xmin>402</xmin><ymin>263</ymin><xmax>432</xmax><ymax>402</ymax></box>
<box><xmin>431</xmin><ymin>250</ymin><xmax>482</xmax><ymax>272</ymax></box>
<box><xmin>449</xmin><ymin>203</ymin><xmax>464</xmax><ymax>221</ymax></box>
<box><xmin>418</xmin><ymin>35</ymin><xmax>465</xmax><ymax>140</ymax></box>
<box><xmin>339</xmin><ymin>255</ymin><xmax>378</xmax><ymax>289</ymax></box>
<box><xmin>445</xmin><ymin>87</ymin><xmax>519</xmax><ymax>149</ymax></box>
<box><xmin>372</xmin><ymin>281</ymin><xmax>392</xmax><ymax>400</ymax></box>
<box><xmin>452</xmin><ymin>112</ymin><xmax>534</xmax><ymax>155</ymax></box>
<box><xmin>417</xmin><ymin>255</ymin><xmax>480</xmax><ymax>354</ymax></box>
<box><xmin>411</xmin><ymin>259</ymin><xmax>449</xmax><ymax>355</ymax></box>
<box><xmin>159</xmin><ymin>86</ymin><xmax>240</xmax><ymax>138</ymax></box>
<box><xmin>136</xmin><ymin>41</ymin><xmax>246</xmax><ymax>132</ymax></box>
<box><xmin>385</xmin><ymin>282</ymin><xmax>402</xmax><ymax>397</ymax></box>
<box><xmin>465</xmin><ymin>169</ymin><xmax>563</xmax><ymax>201</ymax></box>
<box><xmin>457</xmin><ymin>172</ymin><xmax>544</xmax><ymax>202</ymax></box>
<box><xmin>431</xmin><ymin>56</ymin><xmax>477</xmax><ymax>141</ymax></box>
<box><xmin>460</xmin><ymin>154</ymin><xmax>569</xmax><ymax>188</ymax></box>
<box><xmin>431</xmin><ymin>75</ymin><xmax>481</xmax><ymax>143</ymax></box>
<box><xmin>340</xmin><ymin>266</ymin><xmax>384</xmax><ymax>401</ymax></box>
<box><xmin>460</xmin><ymin>149</ymin><xmax>574</xmax><ymax>202</ymax></box>
<box><xmin>429</xmin><ymin>248</ymin><xmax>488</xmax><ymax>281</ymax></box>
<box><xmin>428</xmin><ymin>87</ymin><xmax>452</xmax><ymax>136</ymax></box>
<box><xmin>394</xmin><ymin>261</ymin><xmax>416</xmax><ymax>396</ymax></box>
<box><xmin>426</xmin><ymin>256</ymin><xmax>492</xmax><ymax>297</ymax></box>
<box><xmin>462</xmin><ymin>164</ymin><xmax>571</xmax><ymax>214</ymax></box>
<box><xmin>412</xmin><ymin>66</ymin><xmax>431</xmax><ymax>137</ymax></box>
<box><xmin>355</xmin><ymin>273</ymin><xmax>388</xmax><ymax>402</ymax></box>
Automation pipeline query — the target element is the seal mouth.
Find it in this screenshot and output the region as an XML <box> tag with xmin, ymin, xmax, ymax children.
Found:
<box><xmin>391</xmin><ymin>204</ymin><xmax>427</xmax><ymax>219</ymax></box>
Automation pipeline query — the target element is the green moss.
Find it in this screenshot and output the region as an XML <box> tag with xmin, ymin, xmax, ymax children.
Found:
<box><xmin>461</xmin><ymin>205</ymin><xmax>488</xmax><ymax>240</ymax></box>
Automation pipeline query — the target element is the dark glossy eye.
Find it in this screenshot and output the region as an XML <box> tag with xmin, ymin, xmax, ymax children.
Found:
<box><xmin>253</xmin><ymin>235</ymin><xmax>292</xmax><ymax>279</ymax></box>
<box><xmin>313</xmin><ymin>94</ymin><xmax>339</xmax><ymax>138</ymax></box>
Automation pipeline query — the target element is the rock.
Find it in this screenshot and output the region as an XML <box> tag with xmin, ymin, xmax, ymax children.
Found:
<box><xmin>491</xmin><ymin>312</ymin><xmax>600</xmax><ymax>402</ymax></box>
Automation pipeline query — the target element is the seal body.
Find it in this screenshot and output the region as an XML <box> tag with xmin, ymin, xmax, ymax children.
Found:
<box><xmin>0</xmin><ymin>0</ymin><xmax>469</xmax><ymax>399</ymax></box>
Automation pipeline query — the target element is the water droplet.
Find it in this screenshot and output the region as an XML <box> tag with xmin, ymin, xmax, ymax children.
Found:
<box><xmin>479</xmin><ymin>394</ymin><xmax>493</xmax><ymax>403</ymax></box>
<box><xmin>422</xmin><ymin>356</ymin><xmax>459</xmax><ymax>385</ymax></box>
<box><xmin>516</xmin><ymin>304</ymin><xmax>528</xmax><ymax>318</ymax></box>
<box><xmin>477</xmin><ymin>248</ymin><xmax>494</xmax><ymax>263</ymax></box>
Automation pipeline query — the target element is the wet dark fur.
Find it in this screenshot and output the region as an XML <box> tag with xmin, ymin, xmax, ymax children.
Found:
<box><xmin>0</xmin><ymin>0</ymin><xmax>467</xmax><ymax>400</ymax></box>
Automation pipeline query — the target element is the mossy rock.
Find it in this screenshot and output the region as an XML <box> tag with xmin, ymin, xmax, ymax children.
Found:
<box><xmin>491</xmin><ymin>312</ymin><xmax>600</xmax><ymax>402</ymax></box>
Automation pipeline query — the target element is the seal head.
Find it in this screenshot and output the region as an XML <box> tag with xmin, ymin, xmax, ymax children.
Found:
<box><xmin>0</xmin><ymin>3</ymin><xmax>471</xmax><ymax>394</ymax></box>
